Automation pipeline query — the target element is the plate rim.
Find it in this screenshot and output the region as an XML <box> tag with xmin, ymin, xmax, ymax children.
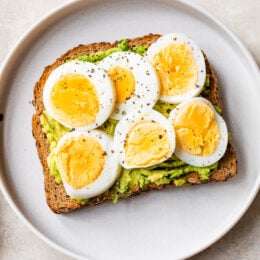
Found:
<box><xmin>0</xmin><ymin>0</ymin><xmax>259</xmax><ymax>259</ymax></box>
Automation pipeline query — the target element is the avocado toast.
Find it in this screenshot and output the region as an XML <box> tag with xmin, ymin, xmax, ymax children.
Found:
<box><xmin>32</xmin><ymin>34</ymin><xmax>237</xmax><ymax>213</ymax></box>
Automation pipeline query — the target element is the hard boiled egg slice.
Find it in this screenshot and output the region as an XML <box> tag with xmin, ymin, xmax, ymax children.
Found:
<box><xmin>99</xmin><ymin>52</ymin><xmax>160</xmax><ymax>120</ymax></box>
<box><xmin>146</xmin><ymin>33</ymin><xmax>206</xmax><ymax>104</ymax></box>
<box><xmin>169</xmin><ymin>97</ymin><xmax>228</xmax><ymax>167</ymax></box>
<box><xmin>54</xmin><ymin>130</ymin><xmax>121</xmax><ymax>199</ymax></box>
<box><xmin>43</xmin><ymin>61</ymin><xmax>115</xmax><ymax>130</ymax></box>
<box><xmin>114</xmin><ymin>109</ymin><xmax>175</xmax><ymax>169</ymax></box>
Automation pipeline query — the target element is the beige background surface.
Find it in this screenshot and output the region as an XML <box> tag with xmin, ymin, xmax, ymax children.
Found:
<box><xmin>0</xmin><ymin>0</ymin><xmax>259</xmax><ymax>259</ymax></box>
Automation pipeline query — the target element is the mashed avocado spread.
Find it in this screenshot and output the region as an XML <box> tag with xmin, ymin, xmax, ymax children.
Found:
<box><xmin>40</xmin><ymin>111</ymin><xmax>70</xmax><ymax>184</ymax></box>
<box><xmin>41</xmin><ymin>40</ymin><xmax>219</xmax><ymax>205</ymax></box>
<box><xmin>68</xmin><ymin>39</ymin><xmax>148</xmax><ymax>64</ymax></box>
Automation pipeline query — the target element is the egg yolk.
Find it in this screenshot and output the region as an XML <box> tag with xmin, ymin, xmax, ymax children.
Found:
<box><xmin>125</xmin><ymin>120</ymin><xmax>170</xmax><ymax>167</ymax></box>
<box><xmin>50</xmin><ymin>73</ymin><xmax>99</xmax><ymax>127</ymax></box>
<box><xmin>108</xmin><ymin>66</ymin><xmax>135</xmax><ymax>104</ymax></box>
<box><xmin>55</xmin><ymin>136</ymin><xmax>105</xmax><ymax>189</ymax></box>
<box><xmin>152</xmin><ymin>43</ymin><xmax>198</xmax><ymax>96</ymax></box>
<box><xmin>174</xmin><ymin>102</ymin><xmax>220</xmax><ymax>156</ymax></box>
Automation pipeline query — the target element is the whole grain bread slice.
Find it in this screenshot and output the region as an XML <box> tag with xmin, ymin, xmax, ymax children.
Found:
<box><xmin>32</xmin><ymin>34</ymin><xmax>237</xmax><ymax>213</ymax></box>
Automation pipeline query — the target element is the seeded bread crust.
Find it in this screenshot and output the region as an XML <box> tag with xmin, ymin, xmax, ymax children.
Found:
<box><xmin>32</xmin><ymin>34</ymin><xmax>237</xmax><ymax>213</ymax></box>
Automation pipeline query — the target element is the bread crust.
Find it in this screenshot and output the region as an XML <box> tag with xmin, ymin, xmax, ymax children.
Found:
<box><xmin>32</xmin><ymin>34</ymin><xmax>237</xmax><ymax>213</ymax></box>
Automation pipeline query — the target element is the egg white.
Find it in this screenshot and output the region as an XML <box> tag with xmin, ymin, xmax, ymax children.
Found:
<box><xmin>168</xmin><ymin>97</ymin><xmax>228</xmax><ymax>167</ymax></box>
<box><xmin>99</xmin><ymin>52</ymin><xmax>160</xmax><ymax>120</ymax></box>
<box><xmin>114</xmin><ymin>109</ymin><xmax>176</xmax><ymax>169</ymax></box>
<box><xmin>146</xmin><ymin>33</ymin><xmax>206</xmax><ymax>104</ymax></box>
<box><xmin>43</xmin><ymin>61</ymin><xmax>115</xmax><ymax>130</ymax></box>
<box><xmin>54</xmin><ymin>130</ymin><xmax>121</xmax><ymax>199</ymax></box>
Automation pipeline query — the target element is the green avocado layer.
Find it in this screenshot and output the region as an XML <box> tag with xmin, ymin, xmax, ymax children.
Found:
<box><xmin>40</xmin><ymin>111</ymin><xmax>70</xmax><ymax>184</ymax></box>
<box><xmin>40</xmin><ymin>40</ymin><xmax>219</xmax><ymax>205</ymax></box>
<box><xmin>67</xmin><ymin>39</ymin><xmax>148</xmax><ymax>64</ymax></box>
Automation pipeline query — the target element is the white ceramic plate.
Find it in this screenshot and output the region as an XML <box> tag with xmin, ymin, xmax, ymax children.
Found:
<box><xmin>0</xmin><ymin>0</ymin><xmax>259</xmax><ymax>259</ymax></box>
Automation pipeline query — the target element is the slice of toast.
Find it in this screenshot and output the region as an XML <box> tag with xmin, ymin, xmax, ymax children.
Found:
<box><xmin>32</xmin><ymin>34</ymin><xmax>237</xmax><ymax>213</ymax></box>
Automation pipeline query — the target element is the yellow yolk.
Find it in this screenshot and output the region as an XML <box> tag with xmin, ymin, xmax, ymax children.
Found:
<box><xmin>108</xmin><ymin>66</ymin><xmax>135</xmax><ymax>104</ymax></box>
<box><xmin>55</xmin><ymin>136</ymin><xmax>105</xmax><ymax>189</ymax></box>
<box><xmin>125</xmin><ymin>120</ymin><xmax>170</xmax><ymax>167</ymax></box>
<box><xmin>174</xmin><ymin>102</ymin><xmax>220</xmax><ymax>156</ymax></box>
<box><xmin>152</xmin><ymin>43</ymin><xmax>198</xmax><ymax>96</ymax></box>
<box><xmin>50</xmin><ymin>73</ymin><xmax>99</xmax><ymax>127</ymax></box>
